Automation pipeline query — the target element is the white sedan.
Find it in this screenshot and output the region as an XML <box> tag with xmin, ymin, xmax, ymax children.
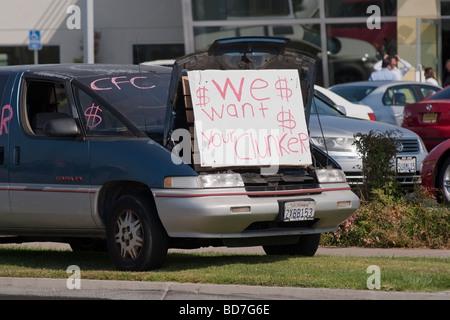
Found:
<box><xmin>329</xmin><ymin>81</ymin><xmax>441</xmax><ymax>126</ymax></box>
<box><xmin>314</xmin><ymin>85</ymin><xmax>375</xmax><ymax>120</ymax></box>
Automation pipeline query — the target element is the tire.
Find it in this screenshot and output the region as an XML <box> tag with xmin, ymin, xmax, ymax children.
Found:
<box><xmin>263</xmin><ymin>233</ymin><xmax>321</xmax><ymax>256</ymax></box>
<box><xmin>437</xmin><ymin>157</ymin><xmax>450</xmax><ymax>204</ymax></box>
<box><xmin>106</xmin><ymin>194</ymin><xmax>168</xmax><ymax>271</ymax></box>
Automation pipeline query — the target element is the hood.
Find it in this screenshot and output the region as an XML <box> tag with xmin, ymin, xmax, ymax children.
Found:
<box><xmin>163</xmin><ymin>37</ymin><xmax>318</xmax><ymax>147</ymax></box>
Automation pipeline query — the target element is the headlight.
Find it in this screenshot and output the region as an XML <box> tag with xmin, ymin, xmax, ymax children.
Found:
<box><xmin>311</xmin><ymin>137</ymin><xmax>356</xmax><ymax>152</ymax></box>
<box><xmin>164</xmin><ymin>173</ymin><xmax>244</xmax><ymax>189</ymax></box>
<box><xmin>315</xmin><ymin>169</ymin><xmax>347</xmax><ymax>183</ymax></box>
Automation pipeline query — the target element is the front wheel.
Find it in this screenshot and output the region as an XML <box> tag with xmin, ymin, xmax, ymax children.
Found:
<box><xmin>263</xmin><ymin>233</ymin><xmax>321</xmax><ymax>256</ymax></box>
<box><xmin>437</xmin><ymin>157</ymin><xmax>450</xmax><ymax>204</ymax></box>
<box><xmin>106</xmin><ymin>194</ymin><xmax>168</xmax><ymax>271</ymax></box>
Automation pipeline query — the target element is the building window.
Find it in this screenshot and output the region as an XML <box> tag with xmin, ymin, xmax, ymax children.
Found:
<box><xmin>132</xmin><ymin>44</ymin><xmax>185</xmax><ymax>64</ymax></box>
<box><xmin>192</xmin><ymin>0</ymin><xmax>319</xmax><ymax>20</ymax></box>
<box><xmin>324</xmin><ymin>0</ymin><xmax>397</xmax><ymax>18</ymax></box>
<box><xmin>0</xmin><ymin>46</ymin><xmax>60</xmax><ymax>66</ymax></box>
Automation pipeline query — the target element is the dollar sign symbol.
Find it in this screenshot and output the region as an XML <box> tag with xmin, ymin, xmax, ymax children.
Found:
<box><xmin>277</xmin><ymin>107</ymin><xmax>296</xmax><ymax>134</ymax></box>
<box><xmin>195</xmin><ymin>86</ymin><xmax>210</xmax><ymax>108</ymax></box>
<box><xmin>275</xmin><ymin>77</ymin><xmax>293</xmax><ymax>102</ymax></box>
<box><xmin>84</xmin><ymin>103</ymin><xmax>103</xmax><ymax>129</ymax></box>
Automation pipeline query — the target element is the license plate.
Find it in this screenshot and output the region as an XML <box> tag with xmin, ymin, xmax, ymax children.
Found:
<box><xmin>283</xmin><ymin>201</ymin><xmax>316</xmax><ymax>221</ymax></box>
<box><xmin>397</xmin><ymin>157</ymin><xmax>416</xmax><ymax>173</ymax></box>
<box><xmin>423</xmin><ymin>113</ymin><xmax>437</xmax><ymax>123</ymax></box>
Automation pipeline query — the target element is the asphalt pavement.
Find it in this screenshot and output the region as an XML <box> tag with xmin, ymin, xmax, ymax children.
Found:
<box><xmin>0</xmin><ymin>243</ymin><xmax>448</xmax><ymax>300</ymax></box>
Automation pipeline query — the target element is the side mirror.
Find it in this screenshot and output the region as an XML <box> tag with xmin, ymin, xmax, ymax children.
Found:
<box><xmin>334</xmin><ymin>105</ymin><xmax>347</xmax><ymax>115</ymax></box>
<box><xmin>44</xmin><ymin>117</ymin><xmax>81</xmax><ymax>137</ymax></box>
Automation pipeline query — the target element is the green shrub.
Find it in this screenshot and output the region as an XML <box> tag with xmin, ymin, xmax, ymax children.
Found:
<box><xmin>321</xmin><ymin>188</ymin><xmax>450</xmax><ymax>248</ymax></box>
<box><xmin>352</xmin><ymin>129</ymin><xmax>403</xmax><ymax>201</ymax></box>
<box><xmin>321</xmin><ymin>130</ymin><xmax>449</xmax><ymax>249</ymax></box>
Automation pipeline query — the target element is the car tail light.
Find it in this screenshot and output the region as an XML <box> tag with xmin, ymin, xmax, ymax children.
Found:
<box><xmin>368</xmin><ymin>113</ymin><xmax>376</xmax><ymax>121</ymax></box>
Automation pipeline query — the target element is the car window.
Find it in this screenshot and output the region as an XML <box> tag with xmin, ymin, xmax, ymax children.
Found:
<box><xmin>425</xmin><ymin>86</ymin><xmax>450</xmax><ymax>100</ymax></box>
<box><xmin>74</xmin><ymin>86</ymin><xmax>134</xmax><ymax>137</ymax></box>
<box><xmin>76</xmin><ymin>73</ymin><xmax>170</xmax><ymax>141</ymax></box>
<box><xmin>382</xmin><ymin>86</ymin><xmax>416</xmax><ymax>106</ymax></box>
<box><xmin>329</xmin><ymin>85</ymin><xmax>376</xmax><ymax>102</ymax></box>
<box><xmin>419</xmin><ymin>85</ymin><xmax>440</xmax><ymax>98</ymax></box>
<box><xmin>24</xmin><ymin>80</ymin><xmax>74</xmax><ymax>135</ymax></box>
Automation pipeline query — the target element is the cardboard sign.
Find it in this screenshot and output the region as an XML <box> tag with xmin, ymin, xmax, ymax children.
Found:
<box><xmin>188</xmin><ymin>69</ymin><xmax>311</xmax><ymax>167</ymax></box>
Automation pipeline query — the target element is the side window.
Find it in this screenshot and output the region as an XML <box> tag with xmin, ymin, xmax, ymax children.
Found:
<box><xmin>419</xmin><ymin>85</ymin><xmax>440</xmax><ymax>98</ymax></box>
<box><xmin>382</xmin><ymin>86</ymin><xmax>416</xmax><ymax>106</ymax></box>
<box><xmin>25</xmin><ymin>80</ymin><xmax>73</xmax><ymax>135</ymax></box>
<box><xmin>74</xmin><ymin>87</ymin><xmax>133</xmax><ymax>136</ymax></box>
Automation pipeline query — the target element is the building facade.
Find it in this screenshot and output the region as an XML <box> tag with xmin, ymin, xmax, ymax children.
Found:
<box><xmin>0</xmin><ymin>0</ymin><xmax>449</xmax><ymax>87</ymax></box>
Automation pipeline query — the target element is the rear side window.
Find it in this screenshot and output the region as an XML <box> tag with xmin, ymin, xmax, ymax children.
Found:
<box><xmin>419</xmin><ymin>85</ymin><xmax>440</xmax><ymax>98</ymax></box>
<box><xmin>382</xmin><ymin>86</ymin><xmax>416</xmax><ymax>106</ymax></box>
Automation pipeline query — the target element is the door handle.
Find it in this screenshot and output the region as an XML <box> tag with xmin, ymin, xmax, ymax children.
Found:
<box><xmin>13</xmin><ymin>146</ymin><xmax>20</xmax><ymax>165</ymax></box>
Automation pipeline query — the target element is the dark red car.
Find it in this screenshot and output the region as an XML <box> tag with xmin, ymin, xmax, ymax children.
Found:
<box><xmin>421</xmin><ymin>139</ymin><xmax>450</xmax><ymax>204</ymax></box>
<box><xmin>402</xmin><ymin>86</ymin><xmax>450</xmax><ymax>152</ymax></box>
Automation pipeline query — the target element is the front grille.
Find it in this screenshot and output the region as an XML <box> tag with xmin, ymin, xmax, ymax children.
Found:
<box><xmin>241</xmin><ymin>172</ymin><xmax>320</xmax><ymax>195</ymax></box>
<box><xmin>345</xmin><ymin>172</ymin><xmax>421</xmax><ymax>191</ymax></box>
<box><xmin>397</xmin><ymin>139</ymin><xmax>419</xmax><ymax>153</ymax></box>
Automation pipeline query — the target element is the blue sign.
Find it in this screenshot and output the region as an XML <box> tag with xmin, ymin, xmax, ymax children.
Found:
<box><xmin>29</xmin><ymin>30</ymin><xmax>42</xmax><ymax>50</ymax></box>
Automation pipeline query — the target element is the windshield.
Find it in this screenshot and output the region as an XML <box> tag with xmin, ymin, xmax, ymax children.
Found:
<box><xmin>77</xmin><ymin>72</ymin><xmax>171</xmax><ymax>140</ymax></box>
<box><xmin>330</xmin><ymin>85</ymin><xmax>376</xmax><ymax>102</ymax></box>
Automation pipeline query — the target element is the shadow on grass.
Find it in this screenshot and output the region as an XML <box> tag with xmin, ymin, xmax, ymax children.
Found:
<box><xmin>0</xmin><ymin>247</ymin><xmax>297</xmax><ymax>272</ymax></box>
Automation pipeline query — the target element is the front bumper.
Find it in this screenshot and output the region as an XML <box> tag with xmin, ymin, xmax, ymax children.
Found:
<box><xmin>152</xmin><ymin>183</ymin><xmax>359</xmax><ymax>238</ymax></box>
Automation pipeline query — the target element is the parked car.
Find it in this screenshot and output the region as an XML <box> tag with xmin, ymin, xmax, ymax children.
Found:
<box><xmin>309</xmin><ymin>94</ymin><xmax>429</xmax><ymax>190</ymax></box>
<box><xmin>314</xmin><ymin>84</ymin><xmax>376</xmax><ymax>120</ymax></box>
<box><xmin>0</xmin><ymin>37</ymin><xmax>359</xmax><ymax>271</ymax></box>
<box><xmin>420</xmin><ymin>139</ymin><xmax>450</xmax><ymax>204</ymax></box>
<box><xmin>329</xmin><ymin>80</ymin><xmax>441</xmax><ymax>126</ymax></box>
<box><xmin>402</xmin><ymin>85</ymin><xmax>450</xmax><ymax>152</ymax></box>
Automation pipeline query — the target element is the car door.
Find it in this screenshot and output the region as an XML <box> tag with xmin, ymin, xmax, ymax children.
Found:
<box><xmin>0</xmin><ymin>73</ymin><xmax>13</xmax><ymax>226</ymax></box>
<box><xmin>7</xmin><ymin>78</ymin><xmax>98</xmax><ymax>230</ymax></box>
<box><xmin>382</xmin><ymin>85</ymin><xmax>418</xmax><ymax>126</ymax></box>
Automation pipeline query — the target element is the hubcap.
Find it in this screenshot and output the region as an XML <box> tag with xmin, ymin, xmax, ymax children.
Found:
<box><xmin>115</xmin><ymin>210</ymin><xmax>143</xmax><ymax>260</ymax></box>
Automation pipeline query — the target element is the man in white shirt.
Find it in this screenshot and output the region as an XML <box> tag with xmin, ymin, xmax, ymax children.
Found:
<box><xmin>369</xmin><ymin>58</ymin><xmax>398</xmax><ymax>81</ymax></box>
<box><xmin>373</xmin><ymin>54</ymin><xmax>411</xmax><ymax>80</ymax></box>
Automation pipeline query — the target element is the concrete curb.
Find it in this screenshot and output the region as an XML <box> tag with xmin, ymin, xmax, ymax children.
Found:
<box><xmin>0</xmin><ymin>277</ymin><xmax>449</xmax><ymax>300</ymax></box>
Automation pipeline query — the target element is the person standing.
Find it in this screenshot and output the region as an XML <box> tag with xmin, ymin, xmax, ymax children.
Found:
<box><xmin>373</xmin><ymin>54</ymin><xmax>411</xmax><ymax>80</ymax></box>
<box><xmin>369</xmin><ymin>58</ymin><xmax>397</xmax><ymax>81</ymax></box>
<box><xmin>424</xmin><ymin>67</ymin><xmax>439</xmax><ymax>86</ymax></box>
<box><xmin>442</xmin><ymin>59</ymin><xmax>450</xmax><ymax>87</ymax></box>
